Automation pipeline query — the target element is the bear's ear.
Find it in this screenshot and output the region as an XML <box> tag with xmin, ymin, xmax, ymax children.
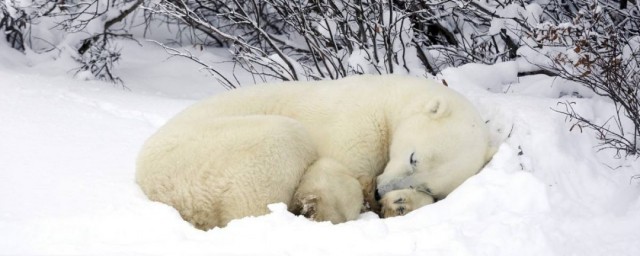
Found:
<box><xmin>425</xmin><ymin>98</ymin><xmax>450</xmax><ymax>120</ymax></box>
<box><xmin>402</xmin><ymin>98</ymin><xmax>450</xmax><ymax>119</ymax></box>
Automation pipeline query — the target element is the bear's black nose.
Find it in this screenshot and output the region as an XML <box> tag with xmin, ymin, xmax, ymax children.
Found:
<box><xmin>374</xmin><ymin>189</ymin><xmax>381</xmax><ymax>201</ymax></box>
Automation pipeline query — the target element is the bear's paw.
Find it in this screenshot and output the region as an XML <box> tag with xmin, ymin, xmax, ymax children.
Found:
<box><xmin>291</xmin><ymin>194</ymin><xmax>319</xmax><ymax>220</ymax></box>
<box><xmin>379</xmin><ymin>189</ymin><xmax>435</xmax><ymax>218</ymax></box>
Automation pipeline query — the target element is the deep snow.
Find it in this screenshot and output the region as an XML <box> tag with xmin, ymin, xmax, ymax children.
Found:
<box><xmin>1</xmin><ymin>40</ymin><xmax>639</xmax><ymax>255</ymax></box>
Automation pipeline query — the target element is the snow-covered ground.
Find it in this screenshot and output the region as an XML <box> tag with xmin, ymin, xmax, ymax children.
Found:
<box><xmin>1</xmin><ymin>40</ymin><xmax>639</xmax><ymax>255</ymax></box>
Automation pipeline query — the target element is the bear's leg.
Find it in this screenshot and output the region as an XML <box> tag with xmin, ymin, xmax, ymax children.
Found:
<box><xmin>379</xmin><ymin>188</ymin><xmax>435</xmax><ymax>218</ymax></box>
<box><xmin>289</xmin><ymin>158</ymin><xmax>364</xmax><ymax>224</ymax></box>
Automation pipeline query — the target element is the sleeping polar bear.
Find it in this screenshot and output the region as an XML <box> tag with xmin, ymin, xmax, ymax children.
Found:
<box><xmin>136</xmin><ymin>75</ymin><xmax>494</xmax><ymax>229</ymax></box>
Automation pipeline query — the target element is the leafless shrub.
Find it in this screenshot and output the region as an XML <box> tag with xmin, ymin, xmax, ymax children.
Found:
<box><xmin>74</xmin><ymin>33</ymin><xmax>127</xmax><ymax>87</ymax></box>
<box><xmin>1</xmin><ymin>0</ymin><xmax>144</xmax><ymax>85</ymax></box>
<box><xmin>62</xmin><ymin>0</ymin><xmax>144</xmax><ymax>84</ymax></box>
<box><xmin>0</xmin><ymin>1</ymin><xmax>27</xmax><ymax>52</ymax></box>
<box><xmin>154</xmin><ymin>40</ymin><xmax>239</xmax><ymax>89</ymax></box>
<box><xmin>529</xmin><ymin>1</ymin><xmax>640</xmax><ymax>156</ymax></box>
<box><xmin>147</xmin><ymin>0</ymin><xmax>426</xmax><ymax>81</ymax></box>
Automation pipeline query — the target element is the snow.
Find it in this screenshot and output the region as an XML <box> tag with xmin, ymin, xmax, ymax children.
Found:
<box><xmin>1</xmin><ymin>39</ymin><xmax>640</xmax><ymax>255</ymax></box>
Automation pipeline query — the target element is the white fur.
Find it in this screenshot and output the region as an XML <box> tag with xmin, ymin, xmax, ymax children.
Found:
<box><xmin>136</xmin><ymin>116</ymin><xmax>317</xmax><ymax>229</ymax></box>
<box><xmin>136</xmin><ymin>75</ymin><xmax>493</xmax><ymax>229</ymax></box>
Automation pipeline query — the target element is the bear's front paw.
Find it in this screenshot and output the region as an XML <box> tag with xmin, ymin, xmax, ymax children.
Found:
<box><xmin>379</xmin><ymin>189</ymin><xmax>435</xmax><ymax>218</ymax></box>
<box><xmin>381</xmin><ymin>197</ymin><xmax>410</xmax><ymax>218</ymax></box>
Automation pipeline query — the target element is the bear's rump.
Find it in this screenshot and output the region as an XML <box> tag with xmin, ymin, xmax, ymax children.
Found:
<box><xmin>136</xmin><ymin>115</ymin><xmax>317</xmax><ymax>229</ymax></box>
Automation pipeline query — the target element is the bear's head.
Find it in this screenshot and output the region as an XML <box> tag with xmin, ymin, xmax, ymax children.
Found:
<box><xmin>376</xmin><ymin>95</ymin><xmax>493</xmax><ymax>201</ymax></box>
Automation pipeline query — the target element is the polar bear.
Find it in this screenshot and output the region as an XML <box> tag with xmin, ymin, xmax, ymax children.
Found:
<box><xmin>136</xmin><ymin>74</ymin><xmax>493</xmax><ymax>229</ymax></box>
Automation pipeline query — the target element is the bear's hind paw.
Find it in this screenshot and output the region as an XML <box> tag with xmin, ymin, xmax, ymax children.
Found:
<box><xmin>290</xmin><ymin>194</ymin><xmax>319</xmax><ymax>220</ymax></box>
